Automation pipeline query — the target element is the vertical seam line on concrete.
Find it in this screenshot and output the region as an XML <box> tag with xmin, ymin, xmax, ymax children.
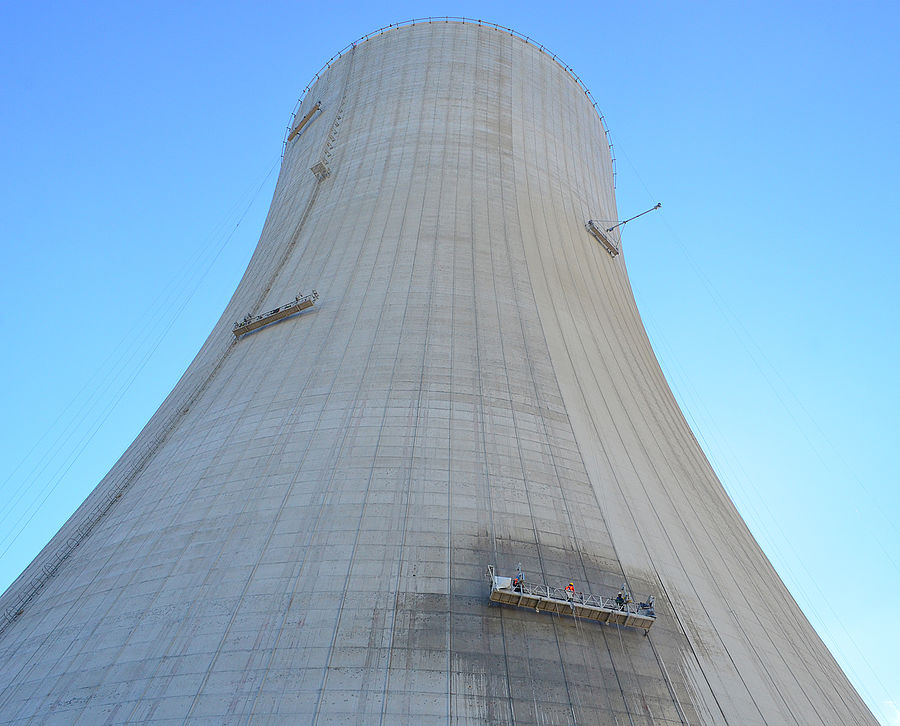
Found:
<box><xmin>550</xmin><ymin>85</ymin><xmax>690</xmax><ymax>726</ymax></box>
<box><xmin>375</xmin><ymin>24</ymin><xmax>453</xmax><ymax>724</ymax></box>
<box><xmin>533</xmin><ymin>162</ymin><xmax>737</xmax><ymax>723</ymax></box>
<box><xmin>479</xmin><ymin>32</ymin><xmax>518</xmax><ymax>724</ymax></box>
<box><xmin>572</xmin><ymin>153</ymin><xmax>817</xmax><ymax>724</ymax></box>
<box><xmin>513</xmin><ymin>46</ymin><xmax>631</xmax><ymax>726</ymax></box>
<box><xmin>540</xmin><ymin>53</ymin><xmax>660</xmax><ymax>725</ymax></box>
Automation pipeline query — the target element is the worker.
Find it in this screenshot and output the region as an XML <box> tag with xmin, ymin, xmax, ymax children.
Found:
<box><xmin>513</xmin><ymin>575</ymin><xmax>522</xmax><ymax>592</ymax></box>
<box><xmin>565</xmin><ymin>582</ymin><xmax>575</xmax><ymax>599</ymax></box>
<box><xmin>615</xmin><ymin>590</ymin><xmax>626</xmax><ymax>610</ymax></box>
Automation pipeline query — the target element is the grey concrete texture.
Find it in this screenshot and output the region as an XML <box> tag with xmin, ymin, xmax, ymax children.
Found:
<box><xmin>0</xmin><ymin>20</ymin><xmax>876</xmax><ymax>725</ymax></box>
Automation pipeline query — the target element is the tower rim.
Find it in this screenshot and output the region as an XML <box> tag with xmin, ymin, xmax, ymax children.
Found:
<box><xmin>282</xmin><ymin>17</ymin><xmax>617</xmax><ymax>185</ymax></box>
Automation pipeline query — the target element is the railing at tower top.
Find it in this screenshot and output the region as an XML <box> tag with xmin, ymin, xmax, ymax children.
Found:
<box><xmin>487</xmin><ymin>565</ymin><xmax>657</xmax><ymax>630</ymax></box>
<box><xmin>281</xmin><ymin>17</ymin><xmax>616</xmax><ymax>186</ymax></box>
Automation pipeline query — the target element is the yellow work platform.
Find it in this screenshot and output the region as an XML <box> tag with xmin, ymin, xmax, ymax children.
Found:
<box><xmin>233</xmin><ymin>291</ymin><xmax>318</xmax><ymax>338</ymax></box>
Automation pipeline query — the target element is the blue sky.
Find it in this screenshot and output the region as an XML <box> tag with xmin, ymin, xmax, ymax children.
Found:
<box><xmin>1</xmin><ymin>1</ymin><xmax>897</xmax><ymax>722</ymax></box>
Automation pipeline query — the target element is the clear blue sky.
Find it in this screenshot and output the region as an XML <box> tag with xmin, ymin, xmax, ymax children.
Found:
<box><xmin>1</xmin><ymin>2</ymin><xmax>897</xmax><ymax>722</ymax></box>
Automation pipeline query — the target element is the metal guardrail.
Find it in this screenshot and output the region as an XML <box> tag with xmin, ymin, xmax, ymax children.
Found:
<box><xmin>281</xmin><ymin>18</ymin><xmax>616</xmax><ymax>186</ymax></box>
<box><xmin>527</xmin><ymin>581</ymin><xmax>630</xmax><ymax>613</ymax></box>
<box><xmin>487</xmin><ymin>565</ymin><xmax>656</xmax><ymax>630</ymax></box>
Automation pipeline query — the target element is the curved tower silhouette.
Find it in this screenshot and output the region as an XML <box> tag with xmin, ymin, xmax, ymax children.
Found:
<box><xmin>0</xmin><ymin>20</ymin><xmax>876</xmax><ymax>725</ymax></box>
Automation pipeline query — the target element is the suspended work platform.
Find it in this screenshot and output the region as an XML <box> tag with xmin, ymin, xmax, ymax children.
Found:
<box><xmin>287</xmin><ymin>102</ymin><xmax>322</xmax><ymax>142</ymax></box>
<box><xmin>233</xmin><ymin>291</ymin><xmax>318</xmax><ymax>338</ymax></box>
<box><xmin>585</xmin><ymin>219</ymin><xmax>621</xmax><ymax>257</ymax></box>
<box><xmin>487</xmin><ymin>565</ymin><xmax>656</xmax><ymax>630</ymax></box>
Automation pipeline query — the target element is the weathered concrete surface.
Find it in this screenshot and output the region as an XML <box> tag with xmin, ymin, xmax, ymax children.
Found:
<box><xmin>0</xmin><ymin>21</ymin><xmax>875</xmax><ymax>725</ymax></box>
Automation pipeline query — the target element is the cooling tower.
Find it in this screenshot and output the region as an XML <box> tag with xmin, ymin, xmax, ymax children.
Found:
<box><xmin>0</xmin><ymin>20</ymin><xmax>876</xmax><ymax>725</ymax></box>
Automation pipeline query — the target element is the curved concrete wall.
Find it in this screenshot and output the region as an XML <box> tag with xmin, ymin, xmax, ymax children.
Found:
<box><xmin>0</xmin><ymin>21</ymin><xmax>875</xmax><ymax>725</ymax></box>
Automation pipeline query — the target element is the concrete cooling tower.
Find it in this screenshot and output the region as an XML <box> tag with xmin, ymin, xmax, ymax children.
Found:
<box><xmin>0</xmin><ymin>19</ymin><xmax>877</xmax><ymax>726</ymax></box>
